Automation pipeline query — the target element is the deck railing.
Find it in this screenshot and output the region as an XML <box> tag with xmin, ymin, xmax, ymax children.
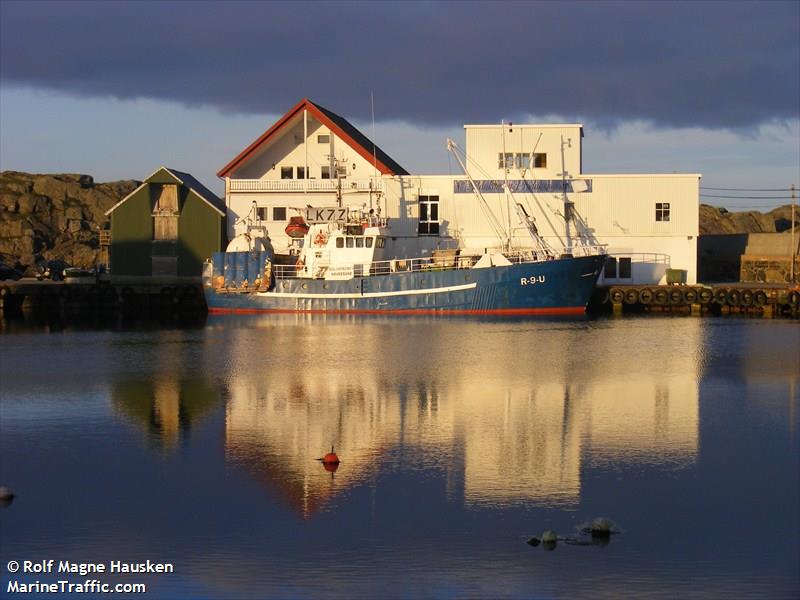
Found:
<box><xmin>230</xmin><ymin>179</ymin><xmax>383</xmax><ymax>193</ymax></box>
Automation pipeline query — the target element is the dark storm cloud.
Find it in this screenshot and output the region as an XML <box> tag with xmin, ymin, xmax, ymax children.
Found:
<box><xmin>1</xmin><ymin>0</ymin><xmax>798</xmax><ymax>128</ymax></box>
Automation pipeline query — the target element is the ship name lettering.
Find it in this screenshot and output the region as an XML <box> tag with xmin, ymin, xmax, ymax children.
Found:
<box><xmin>520</xmin><ymin>275</ymin><xmax>546</xmax><ymax>286</ymax></box>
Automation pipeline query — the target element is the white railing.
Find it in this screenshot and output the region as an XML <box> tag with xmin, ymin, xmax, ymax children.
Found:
<box><xmin>230</xmin><ymin>179</ymin><xmax>384</xmax><ymax>193</ymax></box>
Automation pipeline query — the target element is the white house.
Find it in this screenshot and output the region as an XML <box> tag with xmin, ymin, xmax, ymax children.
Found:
<box><xmin>218</xmin><ymin>99</ymin><xmax>700</xmax><ymax>284</ymax></box>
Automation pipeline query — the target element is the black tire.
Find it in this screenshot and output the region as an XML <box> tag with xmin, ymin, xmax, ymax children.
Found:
<box><xmin>624</xmin><ymin>289</ymin><xmax>639</xmax><ymax>305</ymax></box>
<box><xmin>654</xmin><ymin>289</ymin><xmax>669</xmax><ymax>305</ymax></box>
<box><xmin>726</xmin><ymin>289</ymin><xmax>741</xmax><ymax>307</ymax></box>
<box><xmin>683</xmin><ymin>288</ymin><xmax>698</xmax><ymax>304</ymax></box>
<box><xmin>639</xmin><ymin>288</ymin><xmax>654</xmax><ymax>305</ymax></box>
<box><xmin>790</xmin><ymin>291</ymin><xmax>800</xmax><ymax>307</ymax></box>
<box><xmin>669</xmin><ymin>288</ymin><xmax>684</xmax><ymax>304</ymax></box>
<box><xmin>740</xmin><ymin>290</ymin><xmax>754</xmax><ymax>307</ymax></box>
<box><xmin>609</xmin><ymin>288</ymin><xmax>624</xmax><ymax>304</ymax></box>
<box><xmin>698</xmin><ymin>288</ymin><xmax>714</xmax><ymax>304</ymax></box>
<box><xmin>714</xmin><ymin>289</ymin><xmax>728</xmax><ymax>305</ymax></box>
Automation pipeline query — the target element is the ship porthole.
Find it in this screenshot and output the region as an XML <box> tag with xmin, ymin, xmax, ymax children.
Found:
<box><xmin>302</xmin><ymin>283</ymin><xmax>308</xmax><ymax>290</ymax></box>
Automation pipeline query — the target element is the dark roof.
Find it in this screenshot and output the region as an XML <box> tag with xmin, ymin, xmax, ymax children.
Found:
<box><xmin>308</xmin><ymin>100</ymin><xmax>409</xmax><ymax>176</ymax></box>
<box><xmin>167</xmin><ymin>168</ymin><xmax>226</xmax><ymax>214</ymax></box>
<box><xmin>217</xmin><ymin>98</ymin><xmax>408</xmax><ymax>177</ymax></box>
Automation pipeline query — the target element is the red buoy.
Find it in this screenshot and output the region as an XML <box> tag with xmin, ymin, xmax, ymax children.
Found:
<box><xmin>321</xmin><ymin>446</ymin><xmax>340</xmax><ymax>465</ymax></box>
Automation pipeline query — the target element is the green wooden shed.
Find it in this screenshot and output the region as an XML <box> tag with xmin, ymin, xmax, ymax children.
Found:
<box><xmin>105</xmin><ymin>167</ymin><xmax>226</xmax><ymax>279</ymax></box>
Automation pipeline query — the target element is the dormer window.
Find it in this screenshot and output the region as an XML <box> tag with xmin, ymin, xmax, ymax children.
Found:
<box><xmin>318</xmin><ymin>134</ymin><xmax>330</xmax><ymax>144</ymax></box>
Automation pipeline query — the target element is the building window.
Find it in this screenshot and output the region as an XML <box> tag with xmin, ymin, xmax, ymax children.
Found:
<box><xmin>272</xmin><ymin>207</ymin><xmax>287</xmax><ymax>221</ymax></box>
<box><xmin>366</xmin><ymin>237</ymin><xmax>373</xmax><ymax>248</ymax></box>
<box><xmin>498</xmin><ymin>153</ymin><xmax>514</xmax><ymax>169</ymax></box>
<box><xmin>604</xmin><ymin>257</ymin><xmax>632</xmax><ymax>279</ymax></box>
<box><xmin>296</xmin><ymin>166</ymin><xmax>306</xmax><ymax>180</ymax></box>
<box><xmin>618</xmin><ymin>257</ymin><xmax>632</xmax><ymax>279</ymax></box>
<box><xmin>376</xmin><ymin>237</ymin><xmax>386</xmax><ymax>248</ymax></box>
<box><xmin>418</xmin><ymin>195</ymin><xmax>440</xmax><ymax>236</ymax></box>
<box><xmin>321</xmin><ymin>166</ymin><xmax>331</xmax><ymax>179</ymax></box>
<box><xmin>604</xmin><ymin>256</ymin><xmax>617</xmax><ymax>279</ymax></box>
<box><xmin>256</xmin><ymin>207</ymin><xmax>268</xmax><ymax>221</ymax></box>
<box><xmin>281</xmin><ymin>166</ymin><xmax>293</xmax><ymax>179</ymax></box>
<box><xmin>318</xmin><ymin>134</ymin><xmax>330</xmax><ymax>144</ymax></box>
<box><xmin>336</xmin><ymin>237</ymin><xmax>344</xmax><ymax>248</ymax></box>
<box><xmin>656</xmin><ymin>202</ymin><xmax>670</xmax><ymax>222</ymax></box>
<box><xmin>500</xmin><ymin>153</ymin><xmax>547</xmax><ymax>169</ymax></box>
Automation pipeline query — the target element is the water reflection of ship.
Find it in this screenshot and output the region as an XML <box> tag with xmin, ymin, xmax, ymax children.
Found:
<box><xmin>224</xmin><ymin>322</ymin><xmax>700</xmax><ymax>512</ymax></box>
<box><xmin>112</xmin><ymin>378</ymin><xmax>220</xmax><ymax>447</ymax></box>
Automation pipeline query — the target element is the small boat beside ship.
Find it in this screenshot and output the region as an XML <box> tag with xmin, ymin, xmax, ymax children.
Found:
<box><xmin>202</xmin><ymin>209</ymin><xmax>606</xmax><ymax>315</ymax></box>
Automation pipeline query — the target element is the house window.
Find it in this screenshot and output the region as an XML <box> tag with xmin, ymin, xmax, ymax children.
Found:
<box><xmin>656</xmin><ymin>202</ymin><xmax>670</xmax><ymax>222</ymax></box>
<box><xmin>256</xmin><ymin>207</ymin><xmax>268</xmax><ymax>221</ymax></box>
<box><xmin>318</xmin><ymin>134</ymin><xmax>330</xmax><ymax>144</ymax></box>
<box><xmin>281</xmin><ymin>167</ymin><xmax>293</xmax><ymax>179</ymax></box>
<box><xmin>321</xmin><ymin>166</ymin><xmax>331</xmax><ymax>179</ymax></box>
<box><xmin>418</xmin><ymin>195</ymin><xmax>440</xmax><ymax>236</ymax></box>
<box><xmin>272</xmin><ymin>207</ymin><xmax>287</xmax><ymax>221</ymax></box>
<box><xmin>296</xmin><ymin>166</ymin><xmax>306</xmax><ymax>180</ymax></box>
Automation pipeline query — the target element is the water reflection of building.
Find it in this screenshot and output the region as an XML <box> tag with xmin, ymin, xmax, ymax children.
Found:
<box><xmin>112</xmin><ymin>378</ymin><xmax>220</xmax><ymax>448</ymax></box>
<box><xmin>223</xmin><ymin>317</ymin><xmax>702</xmax><ymax>512</ymax></box>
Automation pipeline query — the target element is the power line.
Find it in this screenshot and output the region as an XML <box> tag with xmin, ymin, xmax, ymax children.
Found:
<box><xmin>700</xmin><ymin>186</ymin><xmax>793</xmax><ymax>192</ymax></box>
<box><xmin>699</xmin><ymin>194</ymin><xmax>792</xmax><ymax>200</ymax></box>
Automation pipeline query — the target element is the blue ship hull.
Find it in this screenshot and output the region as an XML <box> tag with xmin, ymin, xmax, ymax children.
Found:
<box><xmin>204</xmin><ymin>254</ymin><xmax>605</xmax><ymax>315</ymax></box>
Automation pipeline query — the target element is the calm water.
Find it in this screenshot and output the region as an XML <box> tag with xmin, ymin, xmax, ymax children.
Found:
<box><xmin>1</xmin><ymin>314</ymin><xmax>798</xmax><ymax>599</ymax></box>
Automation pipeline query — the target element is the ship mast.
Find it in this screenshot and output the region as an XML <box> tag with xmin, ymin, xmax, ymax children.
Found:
<box><xmin>447</xmin><ymin>139</ymin><xmax>554</xmax><ymax>259</ymax></box>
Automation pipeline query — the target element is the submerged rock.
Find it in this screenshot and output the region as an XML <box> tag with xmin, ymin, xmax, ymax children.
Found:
<box><xmin>590</xmin><ymin>517</ymin><xmax>612</xmax><ymax>537</ymax></box>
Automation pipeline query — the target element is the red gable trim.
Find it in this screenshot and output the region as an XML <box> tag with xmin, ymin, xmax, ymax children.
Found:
<box><xmin>217</xmin><ymin>98</ymin><xmax>398</xmax><ymax>178</ymax></box>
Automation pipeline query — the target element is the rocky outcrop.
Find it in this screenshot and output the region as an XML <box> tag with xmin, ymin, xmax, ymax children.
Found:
<box><xmin>0</xmin><ymin>171</ymin><xmax>139</xmax><ymax>273</ymax></box>
<box><xmin>699</xmin><ymin>203</ymin><xmax>798</xmax><ymax>234</ymax></box>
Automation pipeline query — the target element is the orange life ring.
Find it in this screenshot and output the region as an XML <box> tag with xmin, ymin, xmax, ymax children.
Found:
<box><xmin>313</xmin><ymin>231</ymin><xmax>328</xmax><ymax>247</ymax></box>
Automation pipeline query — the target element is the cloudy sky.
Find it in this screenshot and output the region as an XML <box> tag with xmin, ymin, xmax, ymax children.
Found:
<box><xmin>1</xmin><ymin>0</ymin><xmax>798</xmax><ymax>209</ymax></box>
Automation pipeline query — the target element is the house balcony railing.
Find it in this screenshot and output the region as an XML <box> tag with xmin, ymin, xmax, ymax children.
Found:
<box><xmin>229</xmin><ymin>178</ymin><xmax>384</xmax><ymax>193</ymax></box>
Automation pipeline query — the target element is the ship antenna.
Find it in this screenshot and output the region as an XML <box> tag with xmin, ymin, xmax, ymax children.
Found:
<box><xmin>370</xmin><ymin>91</ymin><xmax>378</xmax><ymax>212</ymax></box>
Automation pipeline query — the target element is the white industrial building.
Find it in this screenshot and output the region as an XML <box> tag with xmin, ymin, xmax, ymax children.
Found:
<box><xmin>218</xmin><ymin>98</ymin><xmax>700</xmax><ymax>284</ymax></box>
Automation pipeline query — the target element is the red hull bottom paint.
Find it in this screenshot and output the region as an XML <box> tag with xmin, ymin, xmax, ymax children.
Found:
<box><xmin>207</xmin><ymin>306</ymin><xmax>586</xmax><ymax>316</ymax></box>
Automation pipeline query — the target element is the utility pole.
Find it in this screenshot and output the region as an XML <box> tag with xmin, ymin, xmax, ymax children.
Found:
<box><xmin>791</xmin><ymin>184</ymin><xmax>796</xmax><ymax>283</ymax></box>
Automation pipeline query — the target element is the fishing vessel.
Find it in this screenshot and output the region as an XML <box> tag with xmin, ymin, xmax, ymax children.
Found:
<box><xmin>203</xmin><ymin>137</ymin><xmax>607</xmax><ymax>315</ymax></box>
<box><xmin>203</xmin><ymin>213</ymin><xmax>605</xmax><ymax>315</ymax></box>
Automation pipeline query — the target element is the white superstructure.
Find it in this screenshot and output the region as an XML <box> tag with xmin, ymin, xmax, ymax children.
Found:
<box><xmin>220</xmin><ymin>99</ymin><xmax>700</xmax><ymax>284</ymax></box>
